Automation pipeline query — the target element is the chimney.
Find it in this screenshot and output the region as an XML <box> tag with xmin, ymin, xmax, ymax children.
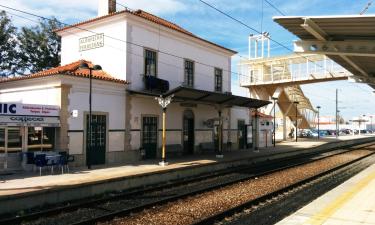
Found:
<box><xmin>98</xmin><ymin>0</ymin><xmax>117</xmax><ymax>17</ymax></box>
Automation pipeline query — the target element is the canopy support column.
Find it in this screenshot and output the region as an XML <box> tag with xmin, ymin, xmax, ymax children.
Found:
<box><xmin>155</xmin><ymin>94</ymin><xmax>174</xmax><ymax>166</ymax></box>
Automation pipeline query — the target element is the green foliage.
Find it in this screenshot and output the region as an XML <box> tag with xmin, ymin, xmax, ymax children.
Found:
<box><xmin>18</xmin><ymin>17</ymin><xmax>62</xmax><ymax>74</ymax></box>
<box><xmin>0</xmin><ymin>11</ymin><xmax>19</xmax><ymax>76</ymax></box>
<box><xmin>0</xmin><ymin>11</ymin><xmax>62</xmax><ymax>76</ymax></box>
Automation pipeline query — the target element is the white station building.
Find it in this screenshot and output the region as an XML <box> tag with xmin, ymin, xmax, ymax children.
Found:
<box><xmin>0</xmin><ymin>0</ymin><xmax>269</xmax><ymax>170</ymax></box>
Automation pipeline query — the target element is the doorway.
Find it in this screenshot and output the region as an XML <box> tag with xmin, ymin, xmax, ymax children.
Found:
<box><xmin>0</xmin><ymin>127</ymin><xmax>22</xmax><ymax>170</ymax></box>
<box><xmin>183</xmin><ymin>110</ymin><xmax>195</xmax><ymax>154</ymax></box>
<box><xmin>142</xmin><ymin>116</ymin><xmax>158</xmax><ymax>159</ymax></box>
<box><xmin>238</xmin><ymin>120</ymin><xmax>247</xmax><ymax>149</ymax></box>
<box><xmin>86</xmin><ymin>114</ymin><xmax>107</xmax><ymax>165</ymax></box>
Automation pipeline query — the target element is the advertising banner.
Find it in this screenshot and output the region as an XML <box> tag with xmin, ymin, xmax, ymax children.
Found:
<box><xmin>0</xmin><ymin>103</ymin><xmax>60</xmax><ymax>117</ymax></box>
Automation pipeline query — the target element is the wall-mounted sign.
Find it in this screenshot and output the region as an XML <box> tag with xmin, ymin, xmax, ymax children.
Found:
<box><xmin>79</xmin><ymin>33</ymin><xmax>104</xmax><ymax>52</ymax></box>
<box><xmin>0</xmin><ymin>116</ymin><xmax>60</xmax><ymax>127</ymax></box>
<box><xmin>0</xmin><ymin>103</ymin><xmax>60</xmax><ymax>117</ymax></box>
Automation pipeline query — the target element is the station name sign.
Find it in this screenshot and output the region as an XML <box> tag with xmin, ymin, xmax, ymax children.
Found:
<box><xmin>0</xmin><ymin>103</ymin><xmax>60</xmax><ymax>117</ymax></box>
<box><xmin>79</xmin><ymin>33</ymin><xmax>104</xmax><ymax>52</ymax></box>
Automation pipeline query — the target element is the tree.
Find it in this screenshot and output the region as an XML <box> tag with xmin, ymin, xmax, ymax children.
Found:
<box><xmin>0</xmin><ymin>11</ymin><xmax>19</xmax><ymax>77</ymax></box>
<box><xmin>18</xmin><ymin>18</ymin><xmax>62</xmax><ymax>74</ymax></box>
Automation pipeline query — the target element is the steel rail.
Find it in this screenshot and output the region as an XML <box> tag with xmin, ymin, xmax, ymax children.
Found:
<box><xmin>1</xmin><ymin>141</ymin><xmax>374</xmax><ymax>225</ymax></box>
<box><xmin>191</xmin><ymin>150</ymin><xmax>375</xmax><ymax>225</ymax></box>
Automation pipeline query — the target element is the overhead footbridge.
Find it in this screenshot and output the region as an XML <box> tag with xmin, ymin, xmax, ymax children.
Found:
<box><xmin>273</xmin><ymin>15</ymin><xmax>375</xmax><ymax>89</ymax></box>
<box><xmin>239</xmin><ymin>51</ymin><xmax>351</xmax><ymax>139</ymax></box>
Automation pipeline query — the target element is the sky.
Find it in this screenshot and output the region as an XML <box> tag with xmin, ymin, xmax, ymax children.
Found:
<box><xmin>0</xmin><ymin>0</ymin><xmax>374</xmax><ymax>120</ymax></box>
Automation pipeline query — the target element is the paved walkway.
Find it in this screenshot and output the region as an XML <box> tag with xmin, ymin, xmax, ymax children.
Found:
<box><xmin>0</xmin><ymin>135</ymin><xmax>373</xmax><ymax>198</ymax></box>
<box><xmin>276</xmin><ymin>155</ymin><xmax>375</xmax><ymax>225</ymax></box>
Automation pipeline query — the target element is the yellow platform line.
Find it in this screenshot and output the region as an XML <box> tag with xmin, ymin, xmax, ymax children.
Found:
<box><xmin>304</xmin><ymin>168</ymin><xmax>375</xmax><ymax>225</ymax></box>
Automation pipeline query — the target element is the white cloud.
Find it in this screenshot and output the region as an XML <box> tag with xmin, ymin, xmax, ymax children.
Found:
<box><xmin>0</xmin><ymin>0</ymin><xmax>96</xmax><ymax>26</ymax></box>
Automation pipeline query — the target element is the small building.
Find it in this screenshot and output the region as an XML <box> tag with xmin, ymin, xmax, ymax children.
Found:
<box><xmin>0</xmin><ymin>0</ymin><xmax>269</xmax><ymax>170</ymax></box>
<box><xmin>252</xmin><ymin>111</ymin><xmax>273</xmax><ymax>148</ymax></box>
<box><xmin>0</xmin><ymin>60</ymin><xmax>127</xmax><ymax>169</ymax></box>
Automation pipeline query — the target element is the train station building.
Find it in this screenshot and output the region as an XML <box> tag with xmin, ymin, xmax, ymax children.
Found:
<box><xmin>0</xmin><ymin>0</ymin><xmax>269</xmax><ymax>170</ymax></box>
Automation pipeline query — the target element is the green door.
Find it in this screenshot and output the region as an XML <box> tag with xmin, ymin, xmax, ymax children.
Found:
<box><xmin>238</xmin><ymin>120</ymin><xmax>246</xmax><ymax>149</ymax></box>
<box><xmin>86</xmin><ymin>115</ymin><xmax>106</xmax><ymax>165</ymax></box>
<box><xmin>142</xmin><ymin>116</ymin><xmax>158</xmax><ymax>159</ymax></box>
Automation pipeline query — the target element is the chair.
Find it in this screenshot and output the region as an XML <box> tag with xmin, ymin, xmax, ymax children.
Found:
<box><xmin>34</xmin><ymin>154</ymin><xmax>47</xmax><ymax>176</ymax></box>
<box><xmin>58</xmin><ymin>152</ymin><xmax>75</xmax><ymax>173</ymax></box>
<box><xmin>47</xmin><ymin>155</ymin><xmax>60</xmax><ymax>174</ymax></box>
<box><xmin>24</xmin><ymin>152</ymin><xmax>36</xmax><ymax>171</ymax></box>
<box><xmin>25</xmin><ymin>152</ymin><xmax>35</xmax><ymax>164</ymax></box>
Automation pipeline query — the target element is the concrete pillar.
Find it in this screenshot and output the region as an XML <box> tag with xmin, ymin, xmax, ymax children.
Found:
<box><xmin>283</xmin><ymin>114</ymin><xmax>287</xmax><ymax>141</ymax></box>
<box><xmin>55</xmin><ymin>84</ymin><xmax>71</xmax><ymax>152</ymax></box>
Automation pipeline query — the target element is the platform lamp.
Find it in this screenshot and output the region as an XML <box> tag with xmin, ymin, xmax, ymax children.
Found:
<box><xmin>317</xmin><ymin>106</ymin><xmax>321</xmax><ymax>139</ymax></box>
<box><xmin>293</xmin><ymin>101</ymin><xmax>299</xmax><ymax>142</ymax></box>
<box><xmin>155</xmin><ymin>94</ymin><xmax>174</xmax><ymax>166</ymax></box>
<box><xmin>79</xmin><ymin>61</ymin><xmax>102</xmax><ymax>169</ymax></box>
<box><xmin>272</xmin><ymin>97</ymin><xmax>278</xmax><ymax>147</ymax></box>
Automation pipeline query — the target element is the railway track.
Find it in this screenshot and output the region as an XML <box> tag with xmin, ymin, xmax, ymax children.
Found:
<box><xmin>216</xmin><ymin>153</ymin><xmax>375</xmax><ymax>225</ymax></box>
<box><xmin>0</xmin><ymin>143</ymin><xmax>374</xmax><ymax>225</ymax></box>
<box><xmin>195</xmin><ymin>149</ymin><xmax>375</xmax><ymax>225</ymax></box>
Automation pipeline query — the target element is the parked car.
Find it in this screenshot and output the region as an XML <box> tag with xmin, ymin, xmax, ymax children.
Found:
<box><xmin>299</xmin><ymin>129</ymin><xmax>318</xmax><ymax>138</ymax></box>
<box><xmin>318</xmin><ymin>130</ymin><xmax>328</xmax><ymax>137</ymax></box>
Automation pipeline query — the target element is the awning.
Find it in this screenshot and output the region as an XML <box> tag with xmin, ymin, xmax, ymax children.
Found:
<box><xmin>128</xmin><ymin>86</ymin><xmax>270</xmax><ymax>108</ymax></box>
<box><xmin>273</xmin><ymin>15</ymin><xmax>375</xmax><ymax>89</ymax></box>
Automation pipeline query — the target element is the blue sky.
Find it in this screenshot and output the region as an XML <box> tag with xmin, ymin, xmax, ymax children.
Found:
<box><xmin>1</xmin><ymin>0</ymin><xmax>374</xmax><ymax>119</ymax></box>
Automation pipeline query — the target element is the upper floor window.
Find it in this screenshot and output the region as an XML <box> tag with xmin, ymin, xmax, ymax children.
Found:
<box><xmin>184</xmin><ymin>60</ymin><xmax>194</xmax><ymax>87</ymax></box>
<box><xmin>214</xmin><ymin>68</ymin><xmax>223</xmax><ymax>92</ymax></box>
<box><xmin>145</xmin><ymin>49</ymin><xmax>157</xmax><ymax>76</ymax></box>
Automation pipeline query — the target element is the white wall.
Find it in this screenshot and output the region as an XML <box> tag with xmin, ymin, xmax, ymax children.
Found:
<box><xmin>0</xmin><ymin>78</ymin><xmax>61</xmax><ymax>106</ymax></box>
<box><xmin>129</xmin><ymin>95</ymin><xmax>229</xmax><ymax>150</ymax></box>
<box><xmin>126</xmin><ymin>18</ymin><xmax>232</xmax><ymax>92</ymax></box>
<box><xmin>59</xmin><ymin>15</ymin><xmax>127</xmax><ymax>80</ymax></box>
<box><xmin>65</xmin><ymin>77</ymin><xmax>126</xmax><ymax>154</ymax></box>
<box><xmin>58</xmin><ymin>13</ymin><xmax>233</xmax><ymax>93</ymax></box>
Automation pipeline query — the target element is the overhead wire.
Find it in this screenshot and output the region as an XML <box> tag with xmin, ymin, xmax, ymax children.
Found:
<box><xmin>0</xmin><ymin>3</ymin><xmax>266</xmax><ymax>84</ymax></box>
<box><xmin>264</xmin><ymin>0</ymin><xmax>286</xmax><ymax>16</ymax></box>
<box><xmin>360</xmin><ymin>0</ymin><xmax>373</xmax><ymax>15</ymax></box>
<box><xmin>197</xmin><ymin>0</ymin><xmax>337</xmax><ymax>77</ymax></box>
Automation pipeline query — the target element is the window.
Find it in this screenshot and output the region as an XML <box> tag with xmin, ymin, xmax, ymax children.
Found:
<box><xmin>184</xmin><ymin>60</ymin><xmax>194</xmax><ymax>87</ymax></box>
<box><xmin>214</xmin><ymin>68</ymin><xmax>223</xmax><ymax>92</ymax></box>
<box><xmin>27</xmin><ymin>127</ymin><xmax>55</xmax><ymax>152</ymax></box>
<box><xmin>144</xmin><ymin>49</ymin><xmax>157</xmax><ymax>76</ymax></box>
<box><xmin>8</xmin><ymin>127</ymin><xmax>22</xmax><ymax>152</ymax></box>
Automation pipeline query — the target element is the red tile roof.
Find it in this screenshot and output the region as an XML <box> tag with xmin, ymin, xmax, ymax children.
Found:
<box><xmin>251</xmin><ymin>111</ymin><xmax>273</xmax><ymax>119</ymax></box>
<box><xmin>55</xmin><ymin>9</ymin><xmax>237</xmax><ymax>54</ymax></box>
<box><xmin>0</xmin><ymin>60</ymin><xmax>128</xmax><ymax>84</ymax></box>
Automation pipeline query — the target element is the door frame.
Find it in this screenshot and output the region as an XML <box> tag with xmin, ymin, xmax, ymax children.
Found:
<box><xmin>141</xmin><ymin>114</ymin><xmax>159</xmax><ymax>158</ymax></box>
<box><xmin>83</xmin><ymin>112</ymin><xmax>109</xmax><ymax>165</ymax></box>
<box><xmin>182</xmin><ymin>109</ymin><xmax>195</xmax><ymax>154</ymax></box>
<box><xmin>0</xmin><ymin>127</ymin><xmax>7</xmax><ymax>169</ymax></box>
<box><xmin>237</xmin><ymin>119</ymin><xmax>246</xmax><ymax>149</ymax></box>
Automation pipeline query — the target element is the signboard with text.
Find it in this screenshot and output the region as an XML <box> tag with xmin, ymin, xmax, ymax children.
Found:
<box><xmin>0</xmin><ymin>116</ymin><xmax>60</xmax><ymax>127</ymax></box>
<box><xmin>79</xmin><ymin>33</ymin><xmax>104</xmax><ymax>52</ymax></box>
<box><xmin>0</xmin><ymin>103</ymin><xmax>60</xmax><ymax>117</ymax></box>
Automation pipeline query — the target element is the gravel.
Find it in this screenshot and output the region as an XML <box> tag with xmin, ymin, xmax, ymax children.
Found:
<box><xmin>101</xmin><ymin>150</ymin><xmax>372</xmax><ymax>225</ymax></box>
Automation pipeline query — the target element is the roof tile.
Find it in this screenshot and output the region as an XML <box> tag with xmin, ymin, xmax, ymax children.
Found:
<box><xmin>55</xmin><ymin>9</ymin><xmax>237</xmax><ymax>54</ymax></box>
<box><xmin>0</xmin><ymin>60</ymin><xmax>128</xmax><ymax>84</ymax></box>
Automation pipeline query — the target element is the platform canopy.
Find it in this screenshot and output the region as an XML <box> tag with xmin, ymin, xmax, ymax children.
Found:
<box><xmin>274</xmin><ymin>15</ymin><xmax>375</xmax><ymax>89</ymax></box>
<box><xmin>128</xmin><ymin>86</ymin><xmax>270</xmax><ymax>108</ymax></box>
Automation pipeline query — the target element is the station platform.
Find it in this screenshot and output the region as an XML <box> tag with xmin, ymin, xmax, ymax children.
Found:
<box><xmin>0</xmin><ymin>135</ymin><xmax>374</xmax><ymax>215</ymax></box>
<box><xmin>276</xmin><ymin>154</ymin><xmax>375</xmax><ymax>225</ymax></box>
